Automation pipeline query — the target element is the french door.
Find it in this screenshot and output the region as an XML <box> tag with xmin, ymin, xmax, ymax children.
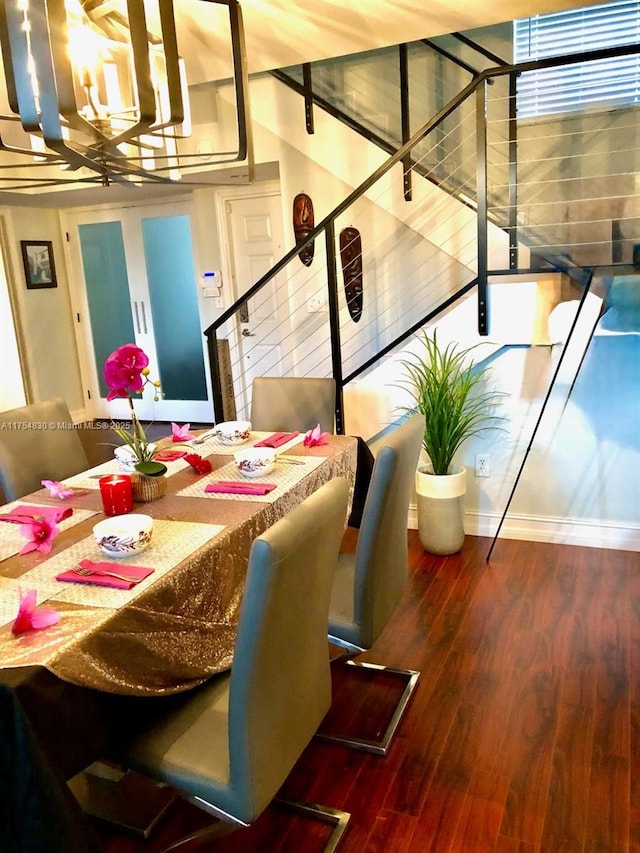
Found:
<box><xmin>65</xmin><ymin>202</ymin><xmax>211</xmax><ymax>422</ymax></box>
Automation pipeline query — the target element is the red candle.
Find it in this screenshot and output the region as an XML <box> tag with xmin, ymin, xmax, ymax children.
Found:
<box><xmin>99</xmin><ymin>474</ymin><xmax>133</xmax><ymax>516</ymax></box>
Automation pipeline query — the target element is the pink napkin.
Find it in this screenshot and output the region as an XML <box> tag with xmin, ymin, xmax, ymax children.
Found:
<box><xmin>254</xmin><ymin>432</ymin><xmax>299</xmax><ymax>448</ymax></box>
<box><xmin>171</xmin><ymin>422</ymin><xmax>196</xmax><ymax>442</ymax></box>
<box><xmin>55</xmin><ymin>558</ymin><xmax>154</xmax><ymax>590</ymax></box>
<box><xmin>205</xmin><ymin>481</ymin><xmax>277</xmax><ymax>496</ymax></box>
<box><xmin>155</xmin><ymin>448</ymin><xmax>188</xmax><ymax>462</ymax></box>
<box><xmin>1</xmin><ymin>504</ymin><xmax>73</xmax><ymax>522</ymax></box>
<box><xmin>304</xmin><ymin>424</ymin><xmax>331</xmax><ymax>447</ymax></box>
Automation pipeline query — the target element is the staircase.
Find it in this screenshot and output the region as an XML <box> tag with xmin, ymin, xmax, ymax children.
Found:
<box><xmin>206</xmin><ymin>38</ymin><xmax>640</xmax><ymax>417</ymax></box>
<box><xmin>202</xmin><ymin>34</ymin><xmax>640</xmax><ymax>550</ymax></box>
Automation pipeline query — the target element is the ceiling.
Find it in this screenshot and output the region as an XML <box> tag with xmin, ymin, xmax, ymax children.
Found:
<box><xmin>0</xmin><ymin>0</ymin><xmax>602</xmax><ymax>208</ymax></box>
<box><xmin>177</xmin><ymin>0</ymin><xmax>604</xmax><ymax>81</ymax></box>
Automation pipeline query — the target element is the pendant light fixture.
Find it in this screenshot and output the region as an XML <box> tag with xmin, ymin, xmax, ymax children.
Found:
<box><xmin>0</xmin><ymin>0</ymin><xmax>251</xmax><ymax>191</ymax></box>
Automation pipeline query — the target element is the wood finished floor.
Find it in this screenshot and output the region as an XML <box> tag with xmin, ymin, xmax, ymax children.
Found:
<box><xmin>94</xmin><ymin>530</ymin><xmax>640</xmax><ymax>852</ymax></box>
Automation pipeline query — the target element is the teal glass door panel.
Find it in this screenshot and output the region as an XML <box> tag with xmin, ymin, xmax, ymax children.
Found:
<box><xmin>141</xmin><ymin>215</ymin><xmax>207</xmax><ymax>401</ymax></box>
<box><xmin>78</xmin><ymin>222</ymin><xmax>135</xmax><ymax>398</ymax></box>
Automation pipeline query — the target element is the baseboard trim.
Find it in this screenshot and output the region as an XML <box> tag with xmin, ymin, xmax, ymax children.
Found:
<box><xmin>408</xmin><ymin>504</ymin><xmax>640</xmax><ymax>552</ymax></box>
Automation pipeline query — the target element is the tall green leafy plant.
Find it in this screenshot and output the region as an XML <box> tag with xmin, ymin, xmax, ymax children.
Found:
<box><xmin>400</xmin><ymin>331</ymin><xmax>504</xmax><ymax>475</ymax></box>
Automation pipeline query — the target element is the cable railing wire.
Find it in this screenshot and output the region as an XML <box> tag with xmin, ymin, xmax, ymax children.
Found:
<box><xmin>205</xmin><ymin>40</ymin><xmax>640</xmax><ymax>424</ymax></box>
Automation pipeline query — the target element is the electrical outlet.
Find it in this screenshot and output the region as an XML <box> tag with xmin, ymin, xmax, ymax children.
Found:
<box><xmin>307</xmin><ymin>295</ymin><xmax>325</xmax><ymax>313</ymax></box>
<box><xmin>475</xmin><ymin>453</ymin><xmax>490</xmax><ymax>477</ymax></box>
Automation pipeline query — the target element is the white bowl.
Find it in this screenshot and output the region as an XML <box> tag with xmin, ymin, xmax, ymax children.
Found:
<box><xmin>93</xmin><ymin>514</ymin><xmax>154</xmax><ymax>559</ymax></box>
<box><xmin>215</xmin><ymin>420</ymin><xmax>252</xmax><ymax>446</ymax></box>
<box><xmin>114</xmin><ymin>444</ymin><xmax>156</xmax><ymax>473</ymax></box>
<box><xmin>234</xmin><ymin>447</ymin><xmax>277</xmax><ymax>478</ymax></box>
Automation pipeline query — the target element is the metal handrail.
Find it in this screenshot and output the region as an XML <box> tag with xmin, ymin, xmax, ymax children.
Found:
<box><xmin>204</xmin><ymin>40</ymin><xmax>640</xmax><ymax>424</ymax></box>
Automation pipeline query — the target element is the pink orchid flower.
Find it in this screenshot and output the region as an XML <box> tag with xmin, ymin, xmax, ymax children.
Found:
<box><xmin>0</xmin><ymin>506</ymin><xmax>72</xmax><ymax>555</ymax></box>
<box><xmin>171</xmin><ymin>422</ymin><xmax>196</xmax><ymax>442</ymax></box>
<box><xmin>104</xmin><ymin>343</ymin><xmax>149</xmax><ymax>401</ymax></box>
<box><xmin>12</xmin><ymin>589</ymin><xmax>61</xmax><ymax>635</ymax></box>
<box><xmin>303</xmin><ymin>423</ymin><xmax>330</xmax><ymax>447</ymax></box>
<box><xmin>41</xmin><ymin>479</ymin><xmax>75</xmax><ymax>499</ymax></box>
<box><xmin>18</xmin><ymin>516</ymin><xmax>60</xmax><ymax>555</ymax></box>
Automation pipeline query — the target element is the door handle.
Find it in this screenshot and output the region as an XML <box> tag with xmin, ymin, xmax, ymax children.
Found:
<box><xmin>140</xmin><ymin>301</ymin><xmax>148</xmax><ymax>334</ymax></box>
<box><xmin>241</xmin><ymin>328</ymin><xmax>255</xmax><ymax>337</ymax></box>
<box><xmin>134</xmin><ymin>301</ymin><xmax>141</xmax><ymax>334</ymax></box>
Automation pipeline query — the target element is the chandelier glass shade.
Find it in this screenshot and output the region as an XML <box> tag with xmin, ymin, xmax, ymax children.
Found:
<box><xmin>0</xmin><ymin>0</ymin><xmax>251</xmax><ymax>191</ymax></box>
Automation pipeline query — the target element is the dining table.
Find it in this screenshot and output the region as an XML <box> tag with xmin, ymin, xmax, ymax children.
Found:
<box><xmin>0</xmin><ymin>429</ymin><xmax>357</xmax><ymax>852</ymax></box>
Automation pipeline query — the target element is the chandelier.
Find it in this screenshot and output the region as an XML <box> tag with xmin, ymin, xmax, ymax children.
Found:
<box><xmin>0</xmin><ymin>0</ymin><xmax>252</xmax><ymax>191</ymax></box>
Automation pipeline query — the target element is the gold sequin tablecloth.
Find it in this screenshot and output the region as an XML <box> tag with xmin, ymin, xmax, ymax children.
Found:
<box><xmin>0</xmin><ymin>435</ymin><xmax>357</xmax><ymax>696</ymax></box>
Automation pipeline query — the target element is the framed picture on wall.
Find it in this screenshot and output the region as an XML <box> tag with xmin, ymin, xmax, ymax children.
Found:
<box><xmin>21</xmin><ymin>240</ymin><xmax>57</xmax><ymax>289</ymax></box>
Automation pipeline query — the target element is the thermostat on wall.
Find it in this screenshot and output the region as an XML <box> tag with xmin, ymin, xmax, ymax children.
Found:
<box><xmin>202</xmin><ymin>270</ymin><xmax>222</xmax><ymax>298</ymax></box>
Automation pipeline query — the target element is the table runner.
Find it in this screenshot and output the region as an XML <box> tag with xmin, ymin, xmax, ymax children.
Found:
<box><xmin>61</xmin><ymin>431</ymin><xmax>304</xmax><ymax>489</ymax></box>
<box><xmin>62</xmin><ymin>455</ymin><xmax>190</xmax><ymax>489</ymax></box>
<box><xmin>20</xmin><ymin>520</ymin><xmax>223</xmax><ymax>609</ymax></box>
<box><xmin>186</xmin><ymin>430</ymin><xmax>304</xmax><ymax>454</ymax></box>
<box><xmin>175</xmin><ymin>455</ymin><xmax>323</xmax><ymax>501</ymax></box>
<box><xmin>0</xmin><ymin>520</ymin><xmax>225</xmax><ymax>679</ymax></box>
<box><xmin>0</xmin><ymin>577</ymin><xmax>59</xmax><ymax>628</ymax></box>
<box><xmin>0</xmin><ymin>582</ymin><xmax>22</xmax><ymax>628</ymax></box>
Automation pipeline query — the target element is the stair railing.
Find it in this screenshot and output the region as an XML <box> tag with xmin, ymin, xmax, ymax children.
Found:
<box><xmin>206</xmin><ymin>73</ymin><xmax>480</xmax><ymax>427</ymax></box>
<box><xmin>204</xmin><ymin>41</ymin><xmax>640</xmax><ymax>428</ymax></box>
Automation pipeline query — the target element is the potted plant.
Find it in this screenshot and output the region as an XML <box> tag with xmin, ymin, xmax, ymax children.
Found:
<box><xmin>400</xmin><ymin>330</ymin><xmax>504</xmax><ymax>554</ymax></box>
<box><xmin>104</xmin><ymin>343</ymin><xmax>168</xmax><ymax>502</ymax></box>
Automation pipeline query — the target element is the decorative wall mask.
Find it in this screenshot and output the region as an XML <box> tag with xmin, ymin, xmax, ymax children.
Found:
<box><xmin>293</xmin><ymin>193</ymin><xmax>315</xmax><ymax>266</ymax></box>
<box><xmin>340</xmin><ymin>227</ymin><xmax>363</xmax><ymax>323</ymax></box>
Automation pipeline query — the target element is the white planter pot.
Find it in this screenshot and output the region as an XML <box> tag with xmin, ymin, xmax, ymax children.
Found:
<box><xmin>415</xmin><ymin>464</ymin><xmax>466</xmax><ymax>555</ymax></box>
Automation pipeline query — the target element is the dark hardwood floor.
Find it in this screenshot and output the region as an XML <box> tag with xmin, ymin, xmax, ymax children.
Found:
<box><xmin>94</xmin><ymin>529</ymin><xmax>640</xmax><ymax>853</ymax></box>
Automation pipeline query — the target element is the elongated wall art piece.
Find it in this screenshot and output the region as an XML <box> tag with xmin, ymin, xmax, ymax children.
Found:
<box><xmin>340</xmin><ymin>227</ymin><xmax>363</xmax><ymax>323</ymax></box>
<box><xmin>293</xmin><ymin>192</ymin><xmax>315</xmax><ymax>266</ymax></box>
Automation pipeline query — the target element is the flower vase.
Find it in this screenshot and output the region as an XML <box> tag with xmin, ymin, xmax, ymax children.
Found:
<box><xmin>132</xmin><ymin>473</ymin><xmax>167</xmax><ymax>503</ymax></box>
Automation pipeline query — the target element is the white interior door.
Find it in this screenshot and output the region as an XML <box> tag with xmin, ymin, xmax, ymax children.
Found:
<box><xmin>224</xmin><ymin>191</ymin><xmax>291</xmax><ymax>413</ymax></box>
<box><xmin>64</xmin><ymin>202</ymin><xmax>212</xmax><ymax>422</ymax></box>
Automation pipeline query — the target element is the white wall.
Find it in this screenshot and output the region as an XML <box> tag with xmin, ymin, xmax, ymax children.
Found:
<box><xmin>0</xmin><ymin>222</ymin><xmax>25</xmax><ymax>410</ymax></box>
<box><xmin>0</xmin><ymin>208</ymin><xmax>84</xmax><ymax>417</ymax></box>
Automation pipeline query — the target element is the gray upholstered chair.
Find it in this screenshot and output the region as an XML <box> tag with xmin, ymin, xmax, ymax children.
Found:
<box><xmin>250</xmin><ymin>376</ymin><xmax>336</xmax><ymax>433</ymax></box>
<box><xmin>119</xmin><ymin>477</ymin><xmax>351</xmax><ymax>851</ymax></box>
<box><xmin>318</xmin><ymin>413</ymin><xmax>424</xmax><ymax>756</ymax></box>
<box><xmin>0</xmin><ymin>398</ymin><xmax>89</xmax><ymax>502</ymax></box>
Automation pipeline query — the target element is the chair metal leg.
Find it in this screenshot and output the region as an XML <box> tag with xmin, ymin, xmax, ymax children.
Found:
<box><xmin>158</xmin><ymin>819</ymin><xmax>238</xmax><ymax>853</ymax></box>
<box><xmin>276</xmin><ymin>798</ymin><xmax>351</xmax><ymax>853</ymax></box>
<box><xmin>316</xmin><ymin>659</ymin><xmax>420</xmax><ymax>756</ymax></box>
<box><xmin>157</xmin><ymin>796</ymin><xmax>350</xmax><ymax>853</ymax></box>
